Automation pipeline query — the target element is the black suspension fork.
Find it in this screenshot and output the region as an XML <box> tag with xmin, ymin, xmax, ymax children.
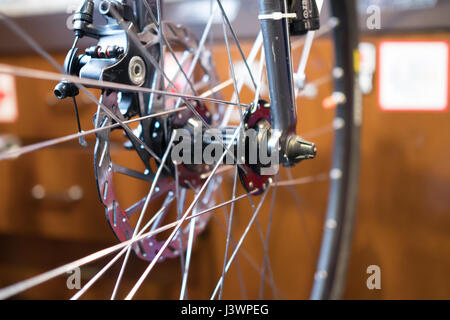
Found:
<box><xmin>258</xmin><ymin>0</ymin><xmax>297</xmax><ymax>135</ymax></box>
<box><xmin>257</xmin><ymin>0</ymin><xmax>316</xmax><ymax>166</ymax></box>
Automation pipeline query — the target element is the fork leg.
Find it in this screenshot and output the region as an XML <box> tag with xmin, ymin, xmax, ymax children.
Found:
<box><xmin>258</xmin><ymin>0</ymin><xmax>297</xmax><ymax>136</ymax></box>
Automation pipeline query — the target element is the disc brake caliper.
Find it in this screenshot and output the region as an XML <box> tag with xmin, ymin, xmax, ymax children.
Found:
<box><xmin>54</xmin><ymin>0</ymin><xmax>219</xmax><ymax>262</ymax></box>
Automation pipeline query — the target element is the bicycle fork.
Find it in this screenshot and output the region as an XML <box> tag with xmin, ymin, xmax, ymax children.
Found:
<box><xmin>257</xmin><ymin>0</ymin><xmax>318</xmax><ymax>167</ymax></box>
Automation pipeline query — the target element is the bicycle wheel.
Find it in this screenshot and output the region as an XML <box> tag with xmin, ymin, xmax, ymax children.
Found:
<box><xmin>0</xmin><ymin>0</ymin><xmax>360</xmax><ymax>300</ymax></box>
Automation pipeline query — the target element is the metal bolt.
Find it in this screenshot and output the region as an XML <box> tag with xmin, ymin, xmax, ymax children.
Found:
<box><xmin>128</xmin><ymin>56</ymin><xmax>146</xmax><ymax>86</ymax></box>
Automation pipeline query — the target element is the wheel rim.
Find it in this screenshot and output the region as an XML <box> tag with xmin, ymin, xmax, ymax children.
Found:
<box><xmin>0</xmin><ymin>0</ymin><xmax>360</xmax><ymax>300</ymax></box>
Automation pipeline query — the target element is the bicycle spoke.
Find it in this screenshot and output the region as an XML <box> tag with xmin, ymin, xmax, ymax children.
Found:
<box><xmin>217</xmin><ymin>167</ymin><xmax>239</xmax><ymax>299</ymax></box>
<box><xmin>222</xmin><ymin>32</ymin><xmax>263</xmax><ymax>127</ymax></box>
<box><xmin>210</xmin><ymin>186</ymin><xmax>271</xmax><ymax>300</ymax></box>
<box><xmin>0</xmin><ymin>0</ymin><xmax>360</xmax><ymax>301</ymax></box>
<box><xmin>0</xmin><ymin>107</ymin><xmax>187</xmax><ymax>161</ymax></box>
<box><xmin>303</xmin><ymin>117</ymin><xmax>344</xmax><ymax>140</ymax></box>
<box><xmin>200</xmin><ymin>78</ymin><xmax>233</xmax><ymax>99</ymax></box>
<box><xmin>0</xmin><ymin>14</ymin><xmax>167</xmax><ymax>165</ymax></box>
<box><xmin>171</xmin><ymin>4</ymin><xmax>219</xmax><ymax>110</ymax></box>
<box><xmin>253</xmin><ymin>48</ymin><xmax>266</xmax><ymax>108</ymax></box>
<box><xmin>259</xmin><ymin>175</ymin><xmax>278</xmax><ymax>299</ymax></box>
<box><xmin>248</xmin><ymin>195</ymin><xmax>278</xmax><ymax>298</ymax></box>
<box><xmin>71</xmin><ymin>199</ymin><xmax>173</xmax><ymax>300</ymax></box>
<box><xmin>275</xmin><ymin>173</ymin><xmax>329</xmax><ymax>187</ymax></box>
<box><xmin>219</xmin><ymin>8</ymin><xmax>248</xmax><ymax>175</ymax></box>
<box><xmin>211</xmin><ymin>214</ymin><xmax>280</xmax><ymax>297</ymax></box>
<box><xmin>217</xmin><ymin>191</ymin><xmax>247</xmax><ymax>299</ymax></box>
<box><xmin>108</xmin><ymin>5</ymin><xmax>249</xmax><ymax>172</ymax></box>
<box><xmin>215</xmin><ymin>0</ymin><xmax>257</xmax><ymax>90</ymax></box>
<box><xmin>221</xmin><ymin>17</ymin><xmax>243</xmax><ymax>114</ymax></box>
<box><xmin>110</xmin><ymin>133</ymin><xmax>176</xmax><ymax>299</ymax></box>
<box><xmin>174</xmin><ymin>165</ymin><xmax>187</xmax><ymax>294</ymax></box>
<box><xmin>0</xmin><ymin>186</ymin><xmax>254</xmax><ymax>300</ymax></box>
<box><xmin>179</xmin><ymin>213</ymin><xmax>196</xmax><ymax>300</ymax></box>
<box><xmin>294</xmin><ymin>0</ymin><xmax>325</xmax><ymax>95</ymax></box>
<box><xmin>155</xmin><ymin>0</ymin><xmax>169</xmax><ymax>117</ymax></box>
<box><xmin>0</xmin><ymin>12</ymin><xmax>60</xmax><ymax>71</ymax></box>
<box><xmin>216</xmin><ymin>8</ymin><xmax>271</xmax><ymax>299</ymax></box>
<box><xmin>109</xmin><ymin>7</ymin><xmax>205</xmax><ymax>124</ymax></box>
<box><xmin>297</xmin><ymin>74</ymin><xmax>333</xmax><ymax>99</ymax></box>
<box><xmin>149</xmin><ymin>3</ymin><xmax>201</xmax><ymax>92</ymax></box>
<box><xmin>215</xmin><ymin>1</ymin><xmax>274</xmax><ymax>298</ymax></box>
<box><xmin>284</xmin><ymin>168</ymin><xmax>316</xmax><ymax>260</ymax></box>
<box><xmin>0</xmin><ymin>64</ymin><xmax>246</xmax><ymax>108</ymax></box>
<box><xmin>124</xmin><ymin>125</ymin><xmax>243</xmax><ymax>300</ymax></box>
<box><xmin>290</xmin><ymin>14</ymin><xmax>338</xmax><ymax>51</ymax></box>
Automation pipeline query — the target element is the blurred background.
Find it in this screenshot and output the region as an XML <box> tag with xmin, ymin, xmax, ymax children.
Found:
<box><xmin>0</xmin><ymin>0</ymin><xmax>449</xmax><ymax>299</ymax></box>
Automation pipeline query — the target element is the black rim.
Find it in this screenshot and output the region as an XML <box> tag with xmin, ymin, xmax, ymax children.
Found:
<box><xmin>311</xmin><ymin>0</ymin><xmax>361</xmax><ymax>300</ymax></box>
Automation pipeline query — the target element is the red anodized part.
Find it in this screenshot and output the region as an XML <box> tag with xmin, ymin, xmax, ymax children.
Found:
<box><xmin>238</xmin><ymin>100</ymin><xmax>273</xmax><ymax>195</ymax></box>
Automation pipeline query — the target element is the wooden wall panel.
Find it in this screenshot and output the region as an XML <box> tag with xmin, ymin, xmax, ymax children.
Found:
<box><xmin>345</xmin><ymin>33</ymin><xmax>450</xmax><ymax>299</ymax></box>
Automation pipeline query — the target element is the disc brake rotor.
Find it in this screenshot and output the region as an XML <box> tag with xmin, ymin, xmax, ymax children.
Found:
<box><xmin>93</xmin><ymin>22</ymin><xmax>222</xmax><ymax>262</ymax></box>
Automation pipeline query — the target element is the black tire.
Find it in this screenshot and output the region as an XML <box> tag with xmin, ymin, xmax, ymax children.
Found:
<box><xmin>310</xmin><ymin>0</ymin><xmax>362</xmax><ymax>300</ymax></box>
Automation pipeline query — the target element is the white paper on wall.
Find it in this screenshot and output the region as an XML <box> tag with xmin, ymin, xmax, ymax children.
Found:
<box><xmin>379</xmin><ymin>41</ymin><xmax>449</xmax><ymax>111</ymax></box>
